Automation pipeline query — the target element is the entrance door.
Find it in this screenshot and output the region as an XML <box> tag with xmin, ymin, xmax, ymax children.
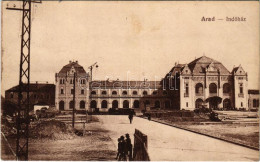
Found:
<box><xmin>59</xmin><ymin>101</ymin><xmax>65</xmax><ymax>110</ymax></box>
<box><xmin>209</xmin><ymin>100</ymin><xmax>218</xmax><ymax>109</ymax></box>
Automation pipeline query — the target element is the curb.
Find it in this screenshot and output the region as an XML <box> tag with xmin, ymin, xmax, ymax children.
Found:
<box><xmin>138</xmin><ymin>116</ymin><xmax>259</xmax><ymax>151</ymax></box>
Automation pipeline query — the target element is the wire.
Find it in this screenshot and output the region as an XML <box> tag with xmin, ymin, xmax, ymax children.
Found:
<box><xmin>1</xmin><ymin>132</ymin><xmax>17</xmax><ymax>158</ymax></box>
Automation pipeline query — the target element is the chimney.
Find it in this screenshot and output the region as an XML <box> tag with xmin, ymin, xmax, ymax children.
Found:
<box><xmin>76</xmin><ymin>60</ymin><xmax>78</xmax><ymax>63</ymax></box>
<box><xmin>69</xmin><ymin>60</ymin><xmax>72</xmax><ymax>63</ymax></box>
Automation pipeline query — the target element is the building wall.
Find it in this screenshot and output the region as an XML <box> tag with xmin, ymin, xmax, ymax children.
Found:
<box><xmin>89</xmin><ymin>87</ymin><xmax>170</xmax><ymax>112</ymax></box>
<box><xmin>234</xmin><ymin>75</ymin><xmax>248</xmax><ymax>109</ymax></box>
<box><xmin>179</xmin><ymin>74</ymin><xmax>236</xmax><ymax>110</ymax></box>
<box><xmin>248</xmin><ymin>93</ymin><xmax>259</xmax><ymax>110</ymax></box>
<box><xmin>55</xmin><ymin>73</ymin><xmax>89</xmax><ymax>111</ymax></box>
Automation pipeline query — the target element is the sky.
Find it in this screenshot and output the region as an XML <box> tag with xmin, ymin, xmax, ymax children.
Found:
<box><xmin>1</xmin><ymin>1</ymin><xmax>259</xmax><ymax>95</ymax></box>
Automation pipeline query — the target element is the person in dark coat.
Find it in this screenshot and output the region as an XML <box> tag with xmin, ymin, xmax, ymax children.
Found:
<box><xmin>125</xmin><ymin>133</ymin><xmax>133</xmax><ymax>160</ymax></box>
<box><xmin>119</xmin><ymin>136</ymin><xmax>126</xmax><ymax>161</ymax></box>
<box><xmin>116</xmin><ymin>138</ymin><xmax>121</xmax><ymax>160</ymax></box>
<box><xmin>128</xmin><ymin>112</ymin><xmax>133</xmax><ymax>124</ymax></box>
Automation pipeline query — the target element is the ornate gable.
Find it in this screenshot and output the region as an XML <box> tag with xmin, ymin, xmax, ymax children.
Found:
<box><xmin>206</xmin><ymin>62</ymin><xmax>218</xmax><ymax>73</ymax></box>
<box><xmin>68</xmin><ymin>66</ymin><xmax>76</xmax><ymax>75</ymax></box>
<box><xmin>234</xmin><ymin>65</ymin><xmax>246</xmax><ymax>75</ymax></box>
<box><xmin>181</xmin><ymin>64</ymin><xmax>191</xmax><ymax>75</ymax></box>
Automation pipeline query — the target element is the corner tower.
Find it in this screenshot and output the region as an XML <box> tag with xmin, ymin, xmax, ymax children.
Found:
<box><xmin>55</xmin><ymin>61</ymin><xmax>89</xmax><ymax>111</ymax></box>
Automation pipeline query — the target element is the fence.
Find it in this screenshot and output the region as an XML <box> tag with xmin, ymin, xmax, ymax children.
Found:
<box><xmin>133</xmin><ymin>129</ymin><xmax>150</xmax><ymax>161</ymax></box>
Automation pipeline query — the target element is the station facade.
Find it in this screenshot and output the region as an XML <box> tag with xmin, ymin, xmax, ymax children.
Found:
<box><xmin>55</xmin><ymin>56</ymin><xmax>258</xmax><ymax>111</ymax></box>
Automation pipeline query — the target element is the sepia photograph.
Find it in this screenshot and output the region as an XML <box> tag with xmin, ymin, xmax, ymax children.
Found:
<box><xmin>1</xmin><ymin>0</ymin><xmax>259</xmax><ymax>161</ymax></box>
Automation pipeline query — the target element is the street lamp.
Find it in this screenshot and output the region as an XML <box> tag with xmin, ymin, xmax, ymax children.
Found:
<box><xmin>88</xmin><ymin>62</ymin><xmax>98</xmax><ymax>121</ymax></box>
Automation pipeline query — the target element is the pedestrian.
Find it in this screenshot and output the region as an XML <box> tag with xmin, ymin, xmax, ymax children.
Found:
<box><xmin>119</xmin><ymin>136</ymin><xmax>126</xmax><ymax>161</ymax></box>
<box><xmin>128</xmin><ymin>112</ymin><xmax>133</xmax><ymax>124</ymax></box>
<box><xmin>125</xmin><ymin>133</ymin><xmax>133</xmax><ymax>160</ymax></box>
<box><xmin>116</xmin><ymin>138</ymin><xmax>121</xmax><ymax>160</ymax></box>
<box><xmin>148</xmin><ymin>113</ymin><xmax>151</xmax><ymax>121</ymax></box>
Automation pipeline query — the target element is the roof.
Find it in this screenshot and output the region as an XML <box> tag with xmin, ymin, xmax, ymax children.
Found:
<box><xmin>187</xmin><ymin>56</ymin><xmax>230</xmax><ymax>75</ymax></box>
<box><xmin>91</xmin><ymin>80</ymin><xmax>162</xmax><ymax>89</ymax></box>
<box><xmin>248</xmin><ymin>89</ymin><xmax>259</xmax><ymax>94</ymax></box>
<box><xmin>58</xmin><ymin>61</ymin><xmax>87</xmax><ymax>75</ymax></box>
<box><xmin>231</xmin><ymin>67</ymin><xmax>239</xmax><ymax>74</ymax></box>
<box><xmin>6</xmin><ymin>83</ymin><xmax>55</xmax><ymax>93</ymax></box>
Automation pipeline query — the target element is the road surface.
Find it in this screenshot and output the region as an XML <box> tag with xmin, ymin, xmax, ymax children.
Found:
<box><xmin>97</xmin><ymin>115</ymin><xmax>259</xmax><ymax>161</ymax></box>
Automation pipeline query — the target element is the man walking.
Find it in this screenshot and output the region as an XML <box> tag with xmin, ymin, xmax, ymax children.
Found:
<box><xmin>128</xmin><ymin>112</ymin><xmax>133</xmax><ymax>124</ymax></box>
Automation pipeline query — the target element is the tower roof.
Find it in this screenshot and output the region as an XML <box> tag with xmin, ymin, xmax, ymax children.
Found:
<box><xmin>58</xmin><ymin>61</ymin><xmax>87</xmax><ymax>75</ymax></box>
<box><xmin>187</xmin><ymin>56</ymin><xmax>230</xmax><ymax>75</ymax></box>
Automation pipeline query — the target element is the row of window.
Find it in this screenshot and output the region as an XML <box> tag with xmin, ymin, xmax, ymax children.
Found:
<box><xmin>60</xmin><ymin>88</ymin><xmax>85</xmax><ymax>95</ymax></box>
<box><xmin>91</xmin><ymin>90</ymin><xmax>168</xmax><ymax>96</ymax></box>
<box><xmin>58</xmin><ymin>100</ymin><xmax>171</xmax><ymax>110</ymax></box>
<box><xmin>184</xmin><ymin>83</ymin><xmax>243</xmax><ymax>96</ymax></box>
<box><xmin>59</xmin><ymin>78</ymin><xmax>86</xmax><ymax>84</ymax></box>
<box><xmin>59</xmin><ymin>100</ymin><xmax>86</xmax><ymax>110</ymax></box>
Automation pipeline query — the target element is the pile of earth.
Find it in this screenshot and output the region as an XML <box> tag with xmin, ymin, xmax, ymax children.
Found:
<box><xmin>30</xmin><ymin>120</ymin><xmax>76</xmax><ymax>140</ymax></box>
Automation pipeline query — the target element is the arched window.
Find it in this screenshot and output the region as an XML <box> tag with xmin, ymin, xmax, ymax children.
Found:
<box><xmin>101</xmin><ymin>100</ymin><xmax>108</xmax><ymax>108</ymax></box>
<box><xmin>123</xmin><ymin>100</ymin><xmax>129</xmax><ymax>108</ymax></box>
<box><xmin>91</xmin><ymin>91</ymin><xmax>96</xmax><ymax>95</ymax></box>
<box><xmin>133</xmin><ymin>100</ymin><xmax>139</xmax><ymax>108</ymax></box>
<box><xmin>101</xmin><ymin>91</ymin><xmax>107</xmax><ymax>95</ymax></box>
<box><xmin>133</xmin><ymin>91</ymin><xmax>138</xmax><ymax>95</ymax></box>
<box><xmin>209</xmin><ymin>83</ymin><xmax>217</xmax><ymax>94</ymax></box>
<box><xmin>143</xmin><ymin>91</ymin><xmax>148</xmax><ymax>95</ymax></box>
<box><xmin>153</xmin><ymin>91</ymin><xmax>158</xmax><ymax>95</ymax></box>
<box><xmin>122</xmin><ymin>91</ymin><xmax>128</xmax><ymax>95</ymax></box>
<box><xmin>155</xmin><ymin>100</ymin><xmax>160</xmax><ymax>108</ymax></box>
<box><xmin>112</xmin><ymin>91</ymin><xmax>117</xmax><ymax>95</ymax></box>
<box><xmin>112</xmin><ymin>100</ymin><xmax>118</xmax><ymax>108</ymax></box>
<box><xmin>59</xmin><ymin>101</ymin><xmax>65</xmax><ymax>110</ymax></box>
<box><xmin>69</xmin><ymin>101</ymin><xmax>74</xmax><ymax>109</ymax></box>
<box><xmin>223</xmin><ymin>83</ymin><xmax>231</xmax><ymax>94</ymax></box>
<box><xmin>195</xmin><ymin>99</ymin><xmax>203</xmax><ymax>108</ymax></box>
<box><xmin>223</xmin><ymin>99</ymin><xmax>231</xmax><ymax>109</ymax></box>
<box><xmin>195</xmin><ymin>83</ymin><xmax>203</xmax><ymax>95</ymax></box>
<box><xmin>80</xmin><ymin>101</ymin><xmax>85</xmax><ymax>109</ymax></box>
<box><xmin>90</xmin><ymin>100</ymin><xmax>97</xmax><ymax>108</ymax></box>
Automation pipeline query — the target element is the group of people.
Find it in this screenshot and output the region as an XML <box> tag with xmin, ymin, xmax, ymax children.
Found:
<box><xmin>116</xmin><ymin>133</ymin><xmax>133</xmax><ymax>161</ymax></box>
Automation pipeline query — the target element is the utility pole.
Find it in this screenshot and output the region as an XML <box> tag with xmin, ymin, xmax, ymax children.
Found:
<box><xmin>6</xmin><ymin>0</ymin><xmax>41</xmax><ymax>160</ymax></box>
<box><xmin>88</xmin><ymin>62</ymin><xmax>98</xmax><ymax>121</ymax></box>
<box><xmin>72</xmin><ymin>72</ymin><xmax>76</xmax><ymax>128</ymax></box>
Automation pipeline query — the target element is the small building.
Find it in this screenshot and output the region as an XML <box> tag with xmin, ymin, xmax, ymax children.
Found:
<box><xmin>248</xmin><ymin>89</ymin><xmax>259</xmax><ymax>111</ymax></box>
<box><xmin>5</xmin><ymin>82</ymin><xmax>55</xmax><ymax>111</ymax></box>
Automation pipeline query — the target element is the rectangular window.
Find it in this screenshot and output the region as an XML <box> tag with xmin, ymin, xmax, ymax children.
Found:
<box><xmin>184</xmin><ymin>83</ymin><xmax>189</xmax><ymax>97</ymax></box>
<box><xmin>239</xmin><ymin>84</ymin><xmax>243</xmax><ymax>94</ymax></box>
<box><xmin>186</xmin><ymin>102</ymin><xmax>188</xmax><ymax>107</ymax></box>
<box><xmin>61</xmin><ymin>89</ymin><xmax>64</xmax><ymax>94</ymax></box>
<box><xmin>241</xmin><ymin>102</ymin><xmax>243</xmax><ymax>107</ymax></box>
<box><xmin>81</xmin><ymin>89</ymin><xmax>84</xmax><ymax>94</ymax></box>
<box><xmin>71</xmin><ymin>89</ymin><xmax>74</xmax><ymax>94</ymax></box>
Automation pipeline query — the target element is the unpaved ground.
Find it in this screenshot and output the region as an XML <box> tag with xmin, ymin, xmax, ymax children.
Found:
<box><xmin>1</xmin><ymin>118</ymin><xmax>117</xmax><ymax>161</ymax></box>
<box><xmin>151</xmin><ymin>111</ymin><xmax>259</xmax><ymax>149</ymax></box>
<box><xmin>179</xmin><ymin>123</ymin><xmax>259</xmax><ymax>149</ymax></box>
